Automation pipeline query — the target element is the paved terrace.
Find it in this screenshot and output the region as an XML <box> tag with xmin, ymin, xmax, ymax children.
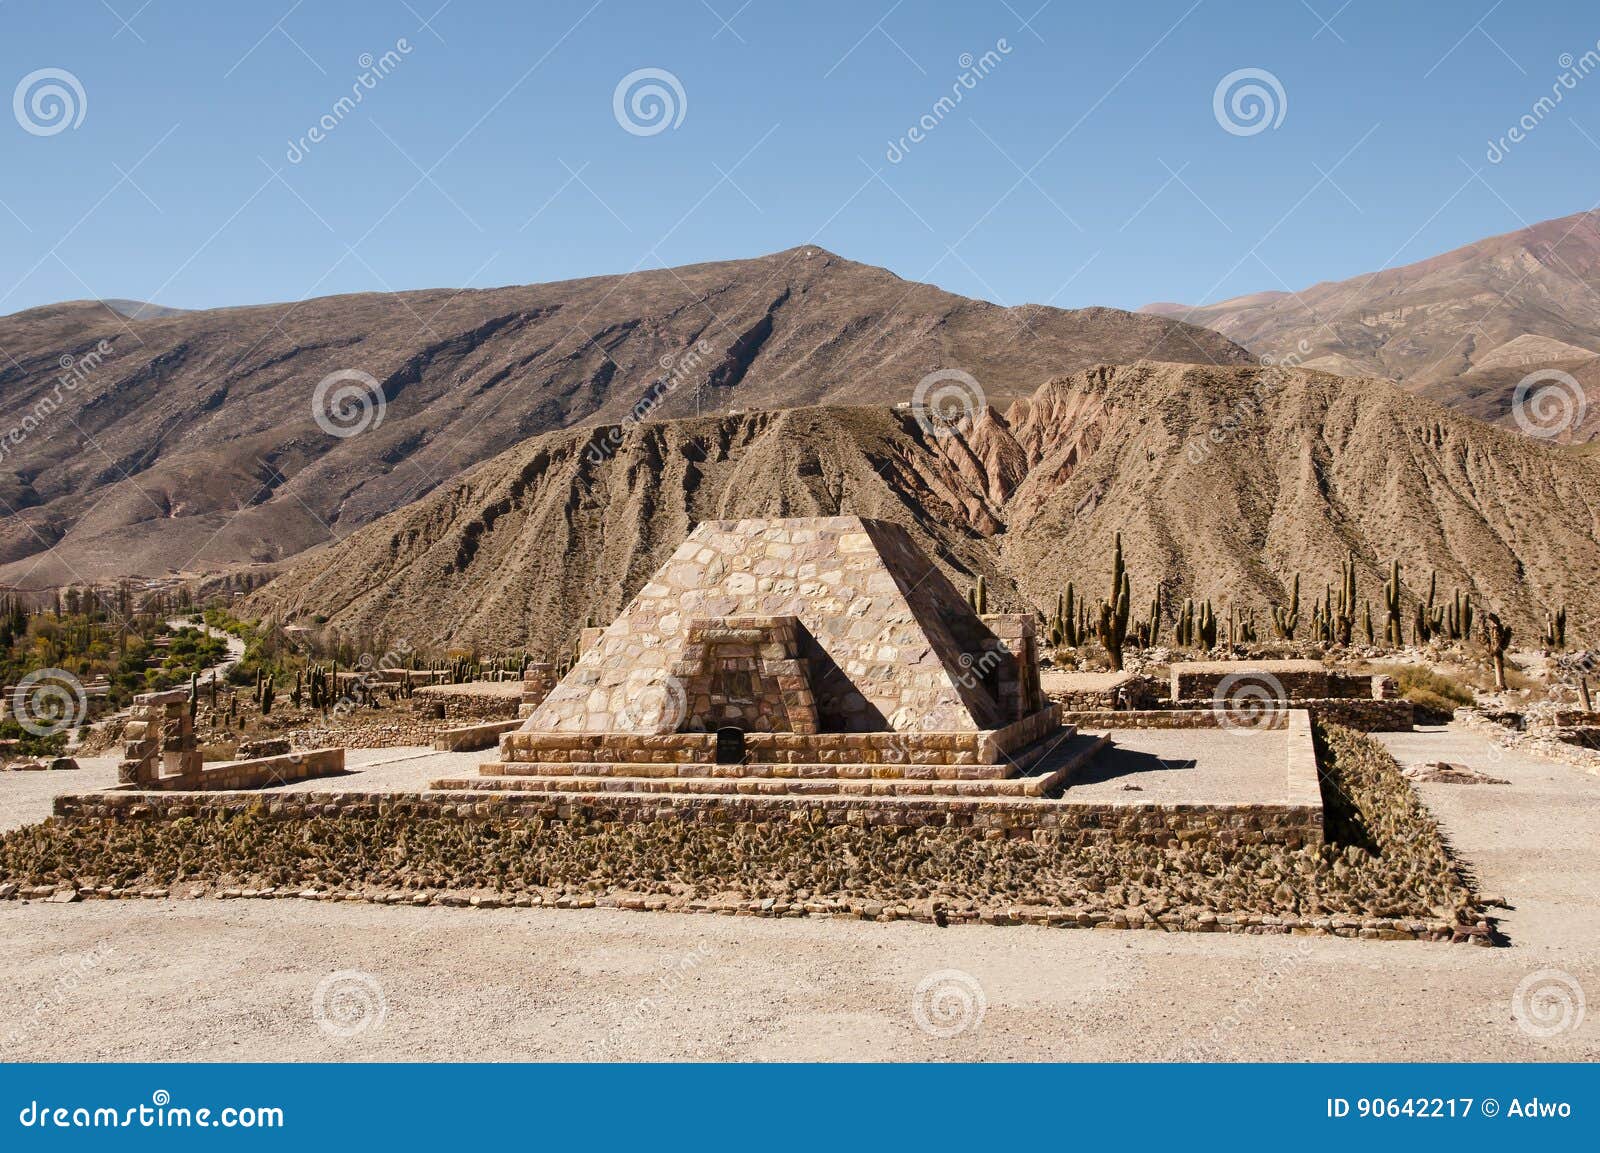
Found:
<box><xmin>8</xmin><ymin>716</ymin><xmax>1321</xmax><ymax>830</ymax></box>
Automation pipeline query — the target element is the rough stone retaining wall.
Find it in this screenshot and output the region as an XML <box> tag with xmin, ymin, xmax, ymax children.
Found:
<box><xmin>108</xmin><ymin>748</ymin><xmax>345</xmax><ymax>792</ymax></box>
<box><xmin>289</xmin><ymin>718</ymin><xmax>444</xmax><ymax>749</ymax></box>
<box><xmin>412</xmin><ymin>684</ymin><xmax>524</xmax><ymax>722</ymax></box>
<box><xmin>51</xmin><ymin>787</ymin><xmax>1324</xmax><ymax>847</ymax></box>
<box><xmin>1060</xmin><ymin>699</ymin><xmax>1411</xmax><ymax>733</ymax></box>
<box><xmin>500</xmin><ymin>706</ymin><xmax>1062</xmax><ymax>767</ymax></box>
<box><xmin>1458</xmin><ymin>709</ymin><xmax>1600</xmax><ymax>776</ymax></box>
<box><xmin>2</xmin><ymin>880</ymin><xmax>1468</xmax><ymax>942</ymax></box>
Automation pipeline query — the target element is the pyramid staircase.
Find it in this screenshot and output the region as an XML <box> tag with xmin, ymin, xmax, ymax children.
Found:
<box><xmin>430</xmin><ymin>724</ymin><xmax>1111</xmax><ymax>804</ymax></box>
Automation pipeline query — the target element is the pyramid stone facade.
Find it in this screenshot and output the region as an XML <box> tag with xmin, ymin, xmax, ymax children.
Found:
<box><xmin>523</xmin><ymin>516</ymin><xmax>1044</xmax><ymax>737</ymax></box>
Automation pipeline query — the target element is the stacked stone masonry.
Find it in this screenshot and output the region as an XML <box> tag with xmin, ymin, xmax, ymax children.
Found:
<box><xmin>53</xmin><ymin>787</ymin><xmax>1324</xmax><ymax>848</ymax></box>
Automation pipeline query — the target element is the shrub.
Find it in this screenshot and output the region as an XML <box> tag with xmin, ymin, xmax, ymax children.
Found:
<box><xmin>1374</xmin><ymin>664</ymin><xmax>1474</xmax><ymax>718</ymax></box>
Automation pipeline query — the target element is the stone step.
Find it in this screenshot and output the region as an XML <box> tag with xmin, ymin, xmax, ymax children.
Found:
<box><xmin>476</xmin><ymin>759</ymin><xmax>1013</xmax><ymax>782</ymax></box>
<box><xmin>446</xmin><ymin>733</ymin><xmax>1110</xmax><ymax>800</ymax></box>
<box><xmin>478</xmin><ymin>725</ymin><xmax>1080</xmax><ymax>782</ymax></box>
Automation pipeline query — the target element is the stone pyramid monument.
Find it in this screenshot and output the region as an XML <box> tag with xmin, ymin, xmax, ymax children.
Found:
<box><xmin>523</xmin><ymin>516</ymin><xmax>1044</xmax><ymax>738</ymax></box>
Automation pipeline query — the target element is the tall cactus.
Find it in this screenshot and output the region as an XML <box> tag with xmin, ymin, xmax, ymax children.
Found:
<box><xmin>1446</xmin><ymin>589</ymin><xmax>1473</xmax><ymax>642</ymax></box>
<box><xmin>1383</xmin><ymin>560</ymin><xmax>1404</xmax><ymax>648</ymax></box>
<box><xmin>1272</xmin><ymin>573</ymin><xmax>1300</xmax><ymax>640</ymax></box>
<box><xmin>1095</xmin><ymin>532</ymin><xmax>1130</xmax><ymax>671</ymax></box>
<box><xmin>1197</xmin><ymin>599</ymin><xmax>1217</xmax><ymax>650</ymax></box>
<box><xmin>1334</xmin><ymin>554</ymin><xmax>1356</xmax><ymax>645</ymax></box>
<box><xmin>1483</xmin><ymin>611</ymin><xmax>1513</xmax><ymax>691</ymax></box>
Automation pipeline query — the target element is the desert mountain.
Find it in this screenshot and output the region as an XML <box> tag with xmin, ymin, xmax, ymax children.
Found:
<box><xmin>248</xmin><ymin>361</ymin><xmax>1600</xmax><ymax>655</ymax></box>
<box><xmin>1144</xmin><ymin>209</ymin><xmax>1600</xmax><ymax>439</ymax></box>
<box><xmin>0</xmin><ymin>248</ymin><xmax>1249</xmax><ymax>588</ymax></box>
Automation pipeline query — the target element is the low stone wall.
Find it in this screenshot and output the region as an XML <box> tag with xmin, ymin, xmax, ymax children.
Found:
<box><xmin>1059</xmin><ymin>708</ymin><xmax>1267</xmax><ymax>730</ymax></box>
<box><xmin>412</xmin><ymin>683</ymin><xmax>524</xmax><ymax>722</ymax></box>
<box><xmin>107</xmin><ymin>748</ymin><xmax>345</xmax><ymax>792</ymax></box>
<box><xmin>1045</xmin><ymin>672</ymin><xmax>1157</xmax><ymax>711</ymax></box>
<box><xmin>1061</xmin><ymin>699</ymin><xmax>1411</xmax><ymax>733</ymax></box>
<box><xmin>1169</xmin><ymin>661</ymin><xmax>1388</xmax><ymax>703</ymax></box>
<box><xmin>501</xmin><ymin>706</ymin><xmax>1063</xmax><ymax>767</ymax></box>
<box><xmin>1299</xmin><ymin>697</ymin><xmax>1413</xmax><ymax>732</ymax></box>
<box><xmin>53</xmin><ymin>785</ymin><xmax>1323</xmax><ymax>847</ymax></box>
<box><xmin>1533</xmin><ymin>710</ymin><xmax>1600</xmax><ymax>729</ymax></box>
<box><xmin>289</xmin><ymin>718</ymin><xmax>445</xmax><ymax>749</ymax></box>
<box><xmin>434</xmin><ymin>719</ymin><xmax>522</xmax><ymax>752</ymax></box>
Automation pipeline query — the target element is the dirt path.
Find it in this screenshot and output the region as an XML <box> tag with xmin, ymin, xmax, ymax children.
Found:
<box><xmin>165</xmin><ymin>616</ymin><xmax>246</xmax><ymax>685</ymax></box>
<box><xmin>1</xmin><ymin>724</ymin><xmax>1594</xmax><ymax>1061</ymax></box>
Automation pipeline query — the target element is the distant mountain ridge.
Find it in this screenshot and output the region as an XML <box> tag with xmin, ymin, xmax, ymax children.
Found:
<box><xmin>0</xmin><ymin>247</ymin><xmax>1251</xmax><ymax>586</ymax></box>
<box><xmin>249</xmin><ymin>361</ymin><xmax>1600</xmax><ymax>655</ymax></box>
<box><xmin>1141</xmin><ymin>209</ymin><xmax>1600</xmax><ymax>442</ymax></box>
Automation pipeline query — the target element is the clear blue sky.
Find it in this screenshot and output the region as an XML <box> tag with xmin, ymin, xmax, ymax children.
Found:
<box><xmin>2</xmin><ymin>0</ymin><xmax>1597</xmax><ymax>315</ymax></box>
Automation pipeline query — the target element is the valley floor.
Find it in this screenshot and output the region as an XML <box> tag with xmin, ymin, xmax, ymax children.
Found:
<box><xmin>1</xmin><ymin>726</ymin><xmax>1595</xmax><ymax>1061</ymax></box>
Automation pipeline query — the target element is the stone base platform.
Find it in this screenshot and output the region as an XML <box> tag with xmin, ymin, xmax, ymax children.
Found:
<box><xmin>436</xmin><ymin>731</ymin><xmax>1111</xmax><ymax>799</ymax></box>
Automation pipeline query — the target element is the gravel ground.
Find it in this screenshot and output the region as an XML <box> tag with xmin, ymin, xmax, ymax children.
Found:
<box><xmin>1069</xmin><ymin>727</ymin><xmax>1290</xmax><ymax>804</ymax></box>
<box><xmin>0</xmin><ymin>724</ymin><xmax>1594</xmax><ymax>1061</ymax></box>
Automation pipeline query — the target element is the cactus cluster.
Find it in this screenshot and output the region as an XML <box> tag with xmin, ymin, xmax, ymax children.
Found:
<box><xmin>1272</xmin><ymin>574</ymin><xmax>1300</xmax><ymax>641</ymax></box>
<box><xmin>1545</xmin><ymin>606</ymin><xmax>1567</xmax><ymax>650</ymax></box>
